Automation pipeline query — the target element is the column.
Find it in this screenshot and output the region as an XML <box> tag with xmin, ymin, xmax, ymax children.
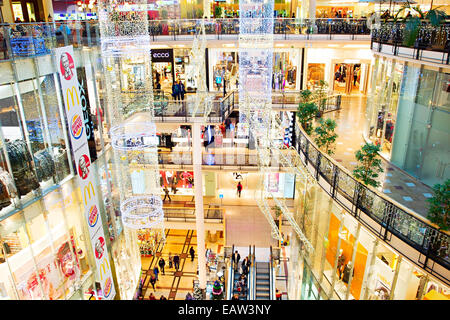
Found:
<box><xmin>308</xmin><ymin>0</ymin><xmax>316</xmax><ymax>19</ymax></box>
<box><xmin>193</xmin><ymin>122</ymin><xmax>207</xmax><ymax>290</ymax></box>
<box><xmin>203</xmin><ymin>0</ymin><xmax>211</xmax><ymax>18</ymax></box>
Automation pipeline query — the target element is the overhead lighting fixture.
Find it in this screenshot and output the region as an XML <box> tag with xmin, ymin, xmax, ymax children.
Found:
<box><xmin>328</xmin><ymin>44</ymin><xmax>340</xmax><ymax>48</ymax></box>
<box><xmin>223</xmin><ymin>43</ymin><xmax>235</xmax><ymax>48</ymax></box>
<box><xmin>174</xmin><ymin>44</ymin><xmax>185</xmax><ymax>48</ymax></box>
<box><xmin>275</xmin><ymin>43</ymin><xmax>287</xmax><ymax>47</ymax></box>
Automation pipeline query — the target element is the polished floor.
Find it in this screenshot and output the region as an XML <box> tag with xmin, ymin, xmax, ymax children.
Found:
<box><xmin>323</xmin><ymin>95</ymin><xmax>433</xmax><ymax>217</ymax></box>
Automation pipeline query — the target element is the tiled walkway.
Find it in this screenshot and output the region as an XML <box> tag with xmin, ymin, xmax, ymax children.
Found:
<box><xmin>322</xmin><ymin>95</ymin><xmax>433</xmax><ymax>217</ymax></box>
<box><xmin>139</xmin><ymin>229</ymin><xmax>224</xmax><ymax>300</ymax></box>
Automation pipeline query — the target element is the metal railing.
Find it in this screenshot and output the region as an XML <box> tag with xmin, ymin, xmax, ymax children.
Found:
<box><xmin>162</xmin><ymin>206</ymin><xmax>223</xmax><ymax>223</ymax></box>
<box><xmin>0</xmin><ymin>18</ymin><xmax>370</xmax><ymax>61</ymax></box>
<box><xmin>371</xmin><ymin>20</ymin><xmax>450</xmax><ymax>64</ymax></box>
<box><xmin>293</xmin><ymin>119</ymin><xmax>450</xmax><ymax>285</ymax></box>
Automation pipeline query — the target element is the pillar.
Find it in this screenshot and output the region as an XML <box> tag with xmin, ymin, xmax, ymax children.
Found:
<box><xmin>193</xmin><ymin>123</ymin><xmax>207</xmax><ymax>290</ymax></box>
<box><xmin>203</xmin><ymin>0</ymin><xmax>211</xmax><ymax>18</ymax></box>
<box><xmin>308</xmin><ymin>0</ymin><xmax>316</xmax><ymax>19</ymax></box>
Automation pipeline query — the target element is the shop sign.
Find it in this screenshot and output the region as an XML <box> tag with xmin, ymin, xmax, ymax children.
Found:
<box><xmin>54</xmin><ymin>46</ymin><xmax>116</xmax><ymax>300</ymax></box>
<box><xmin>151</xmin><ymin>49</ymin><xmax>173</xmax><ymax>63</ymax></box>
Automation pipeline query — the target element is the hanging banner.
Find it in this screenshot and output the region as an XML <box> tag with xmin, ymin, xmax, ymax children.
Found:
<box><xmin>54</xmin><ymin>46</ymin><xmax>116</xmax><ymax>300</ymax></box>
<box><xmin>76</xmin><ymin>67</ymin><xmax>98</xmax><ymax>162</ymax></box>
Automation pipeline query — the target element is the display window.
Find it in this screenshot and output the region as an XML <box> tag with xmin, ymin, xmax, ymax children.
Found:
<box><xmin>0</xmin><ymin>177</ymin><xmax>97</xmax><ymax>300</ymax></box>
<box><xmin>174</xmin><ymin>48</ymin><xmax>198</xmax><ymax>92</ymax></box>
<box><xmin>112</xmin><ymin>229</ymin><xmax>141</xmax><ymax>300</ymax></box>
<box><xmin>307</xmin><ymin>63</ymin><xmax>325</xmax><ymax>90</ymax></box>
<box><xmin>160</xmin><ymin>170</ymin><xmax>194</xmax><ymax>195</ymax></box>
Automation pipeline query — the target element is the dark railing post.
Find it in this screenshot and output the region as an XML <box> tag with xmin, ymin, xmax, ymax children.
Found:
<box><xmin>383</xmin><ymin>205</ymin><xmax>392</xmax><ymax>241</ymax></box>
<box><xmin>331</xmin><ymin>165</ymin><xmax>338</xmax><ymax>198</ymax></box>
<box><xmin>315</xmin><ymin>153</ymin><xmax>321</xmax><ymax>180</ymax></box>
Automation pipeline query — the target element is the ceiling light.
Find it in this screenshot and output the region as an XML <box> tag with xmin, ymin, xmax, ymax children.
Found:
<box><xmin>223</xmin><ymin>43</ymin><xmax>235</xmax><ymax>48</ymax></box>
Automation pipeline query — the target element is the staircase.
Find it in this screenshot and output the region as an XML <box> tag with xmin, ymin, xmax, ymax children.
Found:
<box><xmin>255</xmin><ymin>262</ymin><xmax>271</xmax><ymax>300</ymax></box>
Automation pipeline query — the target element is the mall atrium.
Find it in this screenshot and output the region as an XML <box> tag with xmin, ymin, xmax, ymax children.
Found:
<box><xmin>0</xmin><ymin>0</ymin><xmax>448</xmax><ymax>301</ymax></box>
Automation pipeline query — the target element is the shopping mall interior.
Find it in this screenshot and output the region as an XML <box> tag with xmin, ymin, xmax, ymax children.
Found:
<box><xmin>0</xmin><ymin>0</ymin><xmax>448</xmax><ymax>301</ymax></box>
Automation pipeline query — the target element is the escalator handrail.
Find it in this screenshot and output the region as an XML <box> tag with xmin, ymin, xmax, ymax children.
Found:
<box><xmin>227</xmin><ymin>244</ymin><xmax>235</xmax><ymax>300</ymax></box>
<box><xmin>269</xmin><ymin>246</ymin><xmax>274</xmax><ymax>300</ymax></box>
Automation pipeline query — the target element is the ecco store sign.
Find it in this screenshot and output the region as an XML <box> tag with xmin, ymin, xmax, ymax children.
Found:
<box><xmin>151</xmin><ymin>49</ymin><xmax>173</xmax><ymax>63</ymax></box>
<box><xmin>54</xmin><ymin>46</ymin><xmax>116</xmax><ymax>300</ymax></box>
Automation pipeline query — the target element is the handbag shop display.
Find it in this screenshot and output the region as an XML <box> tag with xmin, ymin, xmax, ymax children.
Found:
<box><xmin>0</xmin><ymin>139</ymin><xmax>69</xmax><ymax>210</ymax></box>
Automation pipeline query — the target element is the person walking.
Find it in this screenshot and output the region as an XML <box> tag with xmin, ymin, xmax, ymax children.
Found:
<box><xmin>173</xmin><ymin>253</ymin><xmax>180</xmax><ymax>270</ymax></box>
<box><xmin>168</xmin><ymin>252</ymin><xmax>173</xmax><ymax>268</ymax></box>
<box><xmin>189</xmin><ymin>246</ymin><xmax>195</xmax><ymax>262</ymax></box>
<box><xmin>237</xmin><ymin>181</ymin><xmax>243</xmax><ymax>198</ymax></box>
<box><xmin>149</xmin><ymin>273</ymin><xmax>157</xmax><ymax>290</ymax></box>
<box><xmin>153</xmin><ymin>266</ymin><xmax>159</xmax><ymax>281</ymax></box>
<box><xmin>158</xmin><ymin>258</ymin><xmax>166</xmax><ymax>275</ymax></box>
<box><xmin>163</xmin><ymin>186</ymin><xmax>171</xmax><ymax>202</ymax></box>
<box><xmin>276</xmin><ymin>289</ymin><xmax>282</xmax><ymax>300</ymax></box>
<box><xmin>231</xmin><ymin>250</ymin><xmax>240</xmax><ymax>272</ymax></box>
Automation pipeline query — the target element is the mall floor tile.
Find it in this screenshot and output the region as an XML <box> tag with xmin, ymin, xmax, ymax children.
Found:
<box><xmin>323</xmin><ymin>95</ymin><xmax>433</xmax><ymax>217</ymax></box>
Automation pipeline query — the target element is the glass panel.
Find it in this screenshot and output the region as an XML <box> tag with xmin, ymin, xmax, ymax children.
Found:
<box><xmin>38</xmin><ymin>75</ymin><xmax>70</xmax><ymax>183</ymax></box>
<box><xmin>0</xmin><ymin>211</ymin><xmax>44</xmax><ymax>299</ymax></box>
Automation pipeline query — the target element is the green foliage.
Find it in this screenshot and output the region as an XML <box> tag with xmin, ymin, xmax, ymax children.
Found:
<box><xmin>314</xmin><ymin>118</ymin><xmax>338</xmax><ymax>155</ymax></box>
<box><xmin>297</xmin><ymin>102</ymin><xmax>319</xmax><ymax>135</ymax></box>
<box><xmin>299</xmin><ymin>89</ymin><xmax>313</xmax><ymax>103</ymax></box>
<box><xmin>352</xmin><ymin>143</ymin><xmax>384</xmax><ymax>188</ymax></box>
<box><xmin>272</xmin><ymin>205</ymin><xmax>283</xmax><ymax>218</ymax></box>
<box><xmin>427</xmin><ymin>180</ymin><xmax>450</xmax><ymax>231</ymax></box>
<box><xmin>314</xmin><ymin>80</ymin><xmax>329</xmax><ymax>112</ymax></box>
<box><xmin>425</xmin><ymin>7</ymin><xmax>447</xmax><ymax>26</ymax></box>
<box><xmin>214</xmin><ymin>6</ymin><xmax>222</xmax><ymax>18</ymax></box>
<box><xmin>403</xmin><ymin>16</ymin><xmax>421</xmax><ymax>47</ymax></box>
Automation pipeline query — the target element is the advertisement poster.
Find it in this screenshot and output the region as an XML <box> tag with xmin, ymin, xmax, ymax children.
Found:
<box><xmin>76</xmin><ymin>67</ymin><xmax>98</xmax><ymax>162</ymax></box>
<box><xmin>54</xmin><ymin>46</ymin><xmax>115</xmax><ymax>300</ymax></box>
<box><xmin>267</xmin><ymin>173</ymin><xmax>279</xmax><ymax>193</ymax></box>
<box><xmin>160</xmin><ymin>170</ymin><xmax>194</xmax><ymax>189</ymax></box>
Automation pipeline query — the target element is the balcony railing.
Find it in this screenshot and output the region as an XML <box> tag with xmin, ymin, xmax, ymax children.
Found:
<box><xmin>0</xmin><ymin>18</ymin><xmax>370</xmax><ymax>61</ymax></box>
<box><xmin>293</xmin><ymin>119</ymin><xmax>450</xmax><ymax>285</ymax></box>
<box><xmin>371</xmin><ymin>20</ymin><xmax>450</xmax><ymax>64</ymax></box>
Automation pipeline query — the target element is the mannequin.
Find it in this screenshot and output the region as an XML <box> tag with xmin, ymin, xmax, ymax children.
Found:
<box><xmin>342</xmin><ymin>261</ymin><xmax>354</xmax><ymax>284</ymax></box>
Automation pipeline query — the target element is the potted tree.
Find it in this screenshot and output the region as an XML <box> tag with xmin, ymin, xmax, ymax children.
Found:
<box><xmin>352</xmin><ymin>143</ymin><xmax>384</xmax><ymax>188</ymax></box>
<box><xmin>314</xmin><ymin>118</ymin><xmax>338</xmax><ymax>155</ymax></box>
<box><xmin>427</xmin><ymin>179</ymin><xmax>449</xmax><ymax>231</ymax></box>
<box><xmin>297</xmin><ymin>101</ymin><xmax>319</xmax><ymax>135</ymax></box>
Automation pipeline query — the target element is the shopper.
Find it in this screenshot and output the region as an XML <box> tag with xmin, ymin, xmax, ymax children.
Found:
<box><xmin>241</xmin><ymin>256</ymin><xmax>250</xmax><ymax>275</ymax></box>
<box><xmin>168</xmin><ymin>252</ymin><xmax>173</xmax><ymax>268</ymax></box>
<box><xmin>172</xmin><ymin>81</ymin><xmax>180</xmax><ymax>101</ymax></box>
<box><xmin>178</xmin><ymin>79</ymin><xmax>186</xmax><ymax>100</ymax></box>
<box><xmin>158</xmin><ymin>258</ymin><xmax>166</xmax><ymax>275</ymax></box>
<box><xmin>276</xmin><ymin>289</ymin><xmax>282</xmax><ymax>300</ymax></box>
<box><xmin>231</xmin><ymin>250</ymin><xmax>240</xmax><ymax>272</ymax></box>
<box><xmin>173</xmin><ymin>253</ymin><xmax>180</xmax><ymax>270</ymax></box>
<box><xmin>160</xmin><ymin>295</ymin><xmax>167</xmax><ymax>300</ymax></box>
<box><xmin>237</xmin><ymin>181</ymin><xmax>243</xmax><ymax>198</ymax></box>
<box><xmin>149</xmin><ymin>292</ymin><xmax>156</xmax><ymax>300</ymax></box>
<box><xmin>185</xmin><ymin>292</ymin><xmax>193</xmax><ymax>300</ymax></box>
<box><xmin>153</xmin><ymin>266</ymin><xmax>159</xmax><ymax>281</ymax></box>
<box><xmin>189</xmin><ymin>246</ymin><xmax>195</xmax><ymax>262</ymax></box>
<box><xmin>149</xmin><ymin>273</ymin><xmax>157</xmax><ymax>290</ymax></box>
<box><xmin>163</xmin><ymin>186</ymin><xmax>171</xmax><ymax>202</ymax></box>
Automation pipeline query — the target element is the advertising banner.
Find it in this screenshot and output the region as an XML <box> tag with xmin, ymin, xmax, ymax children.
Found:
<box><xmin>54</xmin><ymin>46</ymin><xmax>115</xmax><ymax>300</ymax></box>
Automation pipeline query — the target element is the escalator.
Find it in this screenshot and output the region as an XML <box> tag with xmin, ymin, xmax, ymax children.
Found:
<box><xmin>255</xmin><ymin>262</ymin><xmax>271</xmax><ymax>300</ymax></box>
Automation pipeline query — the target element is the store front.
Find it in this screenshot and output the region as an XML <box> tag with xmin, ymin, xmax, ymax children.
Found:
<box><xmin>11</xmin><ymin>0</ymin><xmax>43</xmax><ymax>22</ymax></box>
<box><xmin>152</xmin><ymin>48</ymin><xmax>175</xmax><ymax>95</ymax></box>
<box><xmin>209</xmin><ymin>48</ymin><xmax>302</xmax><ymax>92</ymax></box>
<box><xmin>365</xmin><ymin>56</ymin><xmax>450</xmax><ymax>187</ymax></box>
<box><xmin>174</xmin><ymin>48</ymin><xmax>198</xmax><ymax>93</ymax></box>
<box><xmin>0</xmin><ymin>178</ymin><xmax>96</xmax><ymax>300</ymax></box>
<box><xmin>332</xmin><ymin>62</ymin><xmax>369</xmax><ymax>95</ymax></box>
<box><xmin>288</xmin><ymin>172</ymin><xmax>450</xmax><ymax>300</ymax></box>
